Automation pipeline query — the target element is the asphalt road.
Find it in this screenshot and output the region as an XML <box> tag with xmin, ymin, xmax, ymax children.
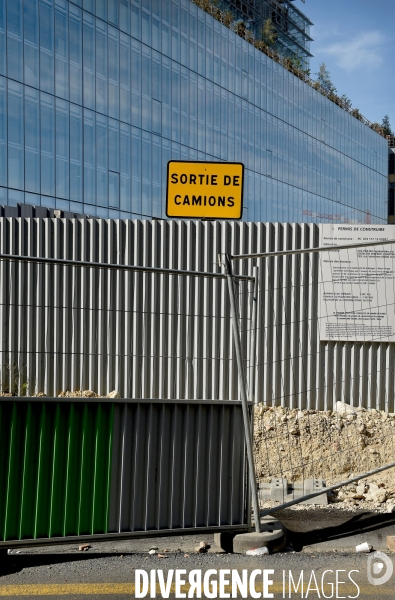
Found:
<box><xmin>1</xmin><ymin>535</ymin><xmax>395</xmax><ymax>599</ymax></box>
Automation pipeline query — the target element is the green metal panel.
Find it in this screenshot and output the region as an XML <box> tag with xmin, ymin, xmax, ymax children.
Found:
<box><xmin>49</xmin><ymin>403</ymin><xmax>68</xmax><ymax>537</ymax></box>
<box><xmin>0</xmin><ymin>401</ymin><xmax>113</xmax><ymax>542</ymax></box>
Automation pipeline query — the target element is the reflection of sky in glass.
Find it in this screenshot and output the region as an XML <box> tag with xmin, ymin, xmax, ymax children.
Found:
<box><xmin>0</xmin><ymin>0</ymin><xmax>387</xmax><ymax>223</ymax></box>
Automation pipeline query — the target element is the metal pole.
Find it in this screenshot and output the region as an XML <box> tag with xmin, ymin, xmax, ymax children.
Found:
<box><xmin>0</xmin><ymin>253</ymin><xmax>254</xmax><ymax>281</ymax></box>
<box><xmin>248</xmin><ymin>266</ymin><xmax>259</xmax><ymax>405</ymax></box>
<box><xmin>222</xmin><ymin>254</ymin><xmax>261</xmax><ymax>534</ymax></box>
<box><xmin>246</xmin><ymin>266</ymin><xmax>258</xmax><ymax>532</ymax></box>
<box><xmin>230</xmin><ymin>237</ymin><xmax>395</xmax><ymax>261</ymax></box>
<box><xmin>260</xmin><ymin>459</ymin><xmax>395</xmax><ymax>518</ymax></box>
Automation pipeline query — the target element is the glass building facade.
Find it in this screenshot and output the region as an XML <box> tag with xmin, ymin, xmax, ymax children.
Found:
<box><xmin>218</xmin><ymin>0</ymin><xmax>313</xmax><ymax>67</ymax></box>
<box><xmin>0</xmin><ymin>0</ymin><xmax>388</xmax><ymax>223</ymax></box>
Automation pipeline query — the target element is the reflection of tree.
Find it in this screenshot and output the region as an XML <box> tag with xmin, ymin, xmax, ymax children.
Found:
<box><xmin>261</xmin><ymin>18</ymin><xmax>277</xmax><ymax>47</ymax></box>
<box><xmin>191</xmin><ymin>0</ymin><xmax>386</xmax><ymax>137</ymax></box>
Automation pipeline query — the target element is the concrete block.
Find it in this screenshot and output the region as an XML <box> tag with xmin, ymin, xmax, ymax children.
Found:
<box><xmin>233</xmin><ymin>517</ymin><xmax>286</xmax><ymax>554</ymax></box>
<box><xmin>270</xmin><ymin>478</ymin><xmax>288</xmax><ymax>502</ymax></box>
<box><xmin>259</xmin><ymin>478</ymin><xmax>328</xmax><ymax>506</ymax></box>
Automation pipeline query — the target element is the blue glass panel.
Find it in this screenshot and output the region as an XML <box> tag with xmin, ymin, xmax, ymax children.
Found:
<box><xmin>56</xmin><ymin>99</ymin><xmax>69</xmax><ymax>199</ymax></box>
<box><xmin>8</xmin><ymin>188</ymin><xmax>23</xmax><ymax>205</ymax></box>
<box><xmin>120</xmin><ymin>33</ymin><xmax>130</xmax><ymax>123</ymax></box>
<box><xmin>131</xmin><ymin>126</ymin><xmax>141</xmax><ymax>214</ymax></box>
<box><xmin>7</xmin><ymin>0</ymin><xmax>21</xmax><ymax>35</ymax></box>
<box><xmin>84</xmin><ymin>109</ymin><xmax>95</xmax><ymax>205</ymax></box>
<box><xmin>69</xmin><ymin>5</ymin><xmax>82</xmax><ymax>105</ymax></box>
<box><xmin>131</xmin><ymin>2</ymin><xmax>140</xmax><ymax>41</ymax></box>
<box><xmin>96</xmin><ymin>206</ymin><xmax>108</xmax><ymax>218</ymax></box>
<box><xmin>96</xmin><ymin>113</ymin><xmax>108</xmax><ymax>207</ymax></box>
<box><xmin>25</xmin><ymin>87</ymin><xmax>40</xmax><ymax>193</ymax></box>
<box><xmin>141</xmin><ymin>48</ymin><xmax>151</xmax><ymax>97</ymax></box>
<box><xmin>83</xmin><ymin>13</ymin><xmax>95</xmax><ymax>109</ymax></box>
<box><xmin>142</xmin><ymin>10</ymin><xmax>150</xmax><ymax>46</ymax></box>
<box><xmin>69</xmin><ymin>104</ymin><xmax>82</xmax><ymax>201</ymax></box>
<box><xmin>131</xmin><ymin>39</ymin><xmax>141</xmax><ymax>93</ymax></box>
<box><xmin>109</xmin><ymin>171</ymin><xmax>119</xmax><ymax>208</ymax></box>
<box><xmin>161</xmin><ymin>22</ymin><xmax>169</xmax><ymax>56</ymax></box>
<box><xmin>152</xmin><ymin>17</ymin><xmax>160</xmax><ymax>51</ymax></box>
<box><xmin>40</xmin><ymin>1</ymin><xmax>54</xmax><ymax>94</ymax></box>
<box><xmin>8</xmin><ymin>81</ymin><xmax>24</xmax><ymax>190</ymax></box>
<box><xmin>96</xmin><ymin>0</ymin><xmax>106</xmax><ymax>20</ymax></box>
<box><xmin>120</xmin><ymin>123</ymin><xmax>130</xmax><ymax>212</ymax></box>
<box><xmin>152</xmin><ymin>100</ymin><xmax>161</xmax><ymax>135</ymax></box>
<box><xmin>55</xmin><ymin>5</ymin><xmax>67</xmax><ymax>58</ymax></box>
<box><xmin>24</xmin><ymin>0</ymin><xmax>38</xmax><ymax>44</ymax></box>
<box><xmin>109</xmin><ymin>118</ymin><xmax>119</xmax><ymax>172</ymax></box>
<box><xmin>141</xmin><ymin>131</ymin><xmax>151</xmax><ymax>215</ymax></box>
<box><xmin>40</xmin><ymin>0</ymin><xmax>53</xmax><ymax>50</ymax></box>
<box><xmin>40</xmin><ymin>93</ymin><xmax>55</xmax><ymax>196</ymax></box>
<box><xmin>108</xmin><ymin>27</ymin><xmax>119</xmax><ymax>119</ymax></box>
<box><xmin>25</xmin><ymin>191</ymin><xmax>40</xmax><ymax>205</ymax></box>
<box><xmin>83</xmin><ymin>0</ymin><xmax>94</xmax><ymax>13</ymax></box>
<box><xmin>0</xmin><ymin>76</ymin><xmax>6</xmax><ymax>187</ymax></box>
<box><xmin>56</xmin><ymin>198</ymin><xmax>70</xmax><ymax>210</ymax></box>
<box><xmin>0</xmin><ymin>0</ymin><xmax>4</xmax><ymax>31</ymax></box>
<box><xmin>24</xmin><ymin>0</ymin><xmax>39</xmax><ymax>87</ymax></box>
<box><xmin>96</xmin><ymin>21</ymin><xmax>108</xmax><ymax>115</ymax></box>
<box><xmin>55</xmin><ymin>4</ymin><xmax>69</xmax><ymax>100</ymax></box>
<box><xmin>0</xmin><ymin>0</ymin><xmax>5</xmax><ymax>76</ymax></box>
<box><xmin>7</xmin><ymin>0</ymin><xmax>23</xmax><ymax>82</ymax></box>
<box><xmin>120</xmin><ymin>0</ymin><xmax>130</xmax><ymax>34</ymax></box>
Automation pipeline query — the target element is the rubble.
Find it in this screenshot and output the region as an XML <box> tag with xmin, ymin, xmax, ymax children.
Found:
<box><xmin>254</xmin><ymin>404</ymin><xmax>395</xmax><ymax>513</ymax></box>
<box><xmin>246</xmin><ymin>547</ymin><xmax>269</xmax><ymax>556</ymax></box>
<box><xmin>194</xmin><ymin>541</ymin><xmax>210</xmax><ymax>553</ymax></box>
<box><xmin>58</xmin><ymin>390</ymin><xmax>99</xmax><ymax>398</ymax></box>
<box><xmin>78</xmin><ymin>544</ymin><xmax>91</xmax><ymax>551</ymax></box>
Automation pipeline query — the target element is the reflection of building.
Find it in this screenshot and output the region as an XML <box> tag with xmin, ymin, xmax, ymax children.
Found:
<box><xmin>0</xmin><ymin>0</ymin><xmax>388</xmax><ymax>223</ymax></box>
<box><xmin>219</xmin><ymin>0</ymin><xmax>313</xmax><ymax>67</ymax></box>
<box><xmin>388</xmin><ymin>136</ymin><xmax>395</xmax><ymax>224</ymax></box>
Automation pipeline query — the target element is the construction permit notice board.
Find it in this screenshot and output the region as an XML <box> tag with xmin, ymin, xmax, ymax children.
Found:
<box><xmin>319</xmin><ymin>224</ymin><xmax>395</xmax><ymax>342</ymax></box>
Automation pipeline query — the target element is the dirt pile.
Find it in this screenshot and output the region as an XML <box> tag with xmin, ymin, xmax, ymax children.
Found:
<box><xmin>254</xmin><ymin>403</ymin><xmax>395</xmax><ymax>511</ymax></box>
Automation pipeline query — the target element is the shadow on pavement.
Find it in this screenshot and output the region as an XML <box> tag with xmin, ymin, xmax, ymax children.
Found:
<box><xmin>0</xmin><ymin>552</ymin><xmax>134</xmax><ymax>577</ymax></box>
<box><xmin>288</xmin><ymin>512</ymin><xmax>395</xmax><ymax>551</ymax></box>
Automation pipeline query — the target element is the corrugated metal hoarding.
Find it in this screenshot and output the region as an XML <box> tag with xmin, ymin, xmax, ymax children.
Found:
<box><xmin>0</xmin><ymin>398</ymin><xmax>246</xmax><ymax>545</ymax></box>
<box><xmin>0</xmin><ymin>217</ymin><xmax>393</xmax><ymax>410</ymax></box>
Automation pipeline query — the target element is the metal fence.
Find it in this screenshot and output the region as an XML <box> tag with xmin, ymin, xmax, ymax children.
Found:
<box><xmin>0</xmin><ymin>217</ymin><xmax>255</xmax><ymax>400</ymax></box>
<box><xmin>0</xmin><ymin>245</ymin><xmax>253</xmax><ymax>545</ymax></box>
<box><xmin>1</xmin><ymin>217</ymin><xmax>394</xmax><ymax>410</ymax></box>
<box><xmin>2</xmin><ymin>217</ymin><xmax>395</xmax><ymax>531</ymax></box>
<box><xmin>0</xmin><ymin>396</ymin><xmax>248</xmax><ymax>545</ymax></box>
<box><xmin>226</xmin><ymin>233</ymin><xmax>395</xmax><ymax>511</ymax></box>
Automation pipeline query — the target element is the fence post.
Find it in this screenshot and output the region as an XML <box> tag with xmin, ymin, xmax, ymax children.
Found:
<box><xmin>248</xmin><ymin>266</ymin><xmax>259</xmax><ymax>405</ymax></box>
<box><xmin>222</xmin><ymin>254</ymin><xmax>260</xmax><ymax>533</ymax></box>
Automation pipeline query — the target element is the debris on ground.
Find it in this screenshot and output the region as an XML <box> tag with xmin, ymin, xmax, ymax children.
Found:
<box><xmin>355</xmin><ymin>542</ymin><xmax>372</xmax><ymax>553</ymax></box>
<box><xmin>254</xmin><ymin>403</ymin><xmax>395</xmax><ymax>513</ymax></box>
<box><xmin>246</xmin><ymin>547</ymin><xmax>269</xmax><ymax>556</ymax></box>
<box><xmin>148</xmin><ymin>549</ymin><xmax>156</xmax><ymax>555</ymax></box>
<box><xmin>59</xmin><ymin>390</ymin><xmax>99</xmax><ymax>398</ymax></box>
<box><xmin>78</xmin><ymin>544</ymin><xmax>91</xmax><ymax>551</ymax></box>
<box><xmin>194</xmin><ymin>541</ymin><xmax>210</xmax><ymax>553</ymax></box>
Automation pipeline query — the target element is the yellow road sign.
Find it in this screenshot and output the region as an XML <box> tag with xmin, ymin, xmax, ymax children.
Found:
<box><xmin>166</xmin><ymin>161</ymin><xmax>244</xmax><ymax>219</ymax></box>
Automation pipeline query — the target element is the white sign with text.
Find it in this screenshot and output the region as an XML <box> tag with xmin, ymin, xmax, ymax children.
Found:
<box><xmin>319</xmin><ymin>224</ymin><xmax>395</xmax><ymax>342</ymax></box>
